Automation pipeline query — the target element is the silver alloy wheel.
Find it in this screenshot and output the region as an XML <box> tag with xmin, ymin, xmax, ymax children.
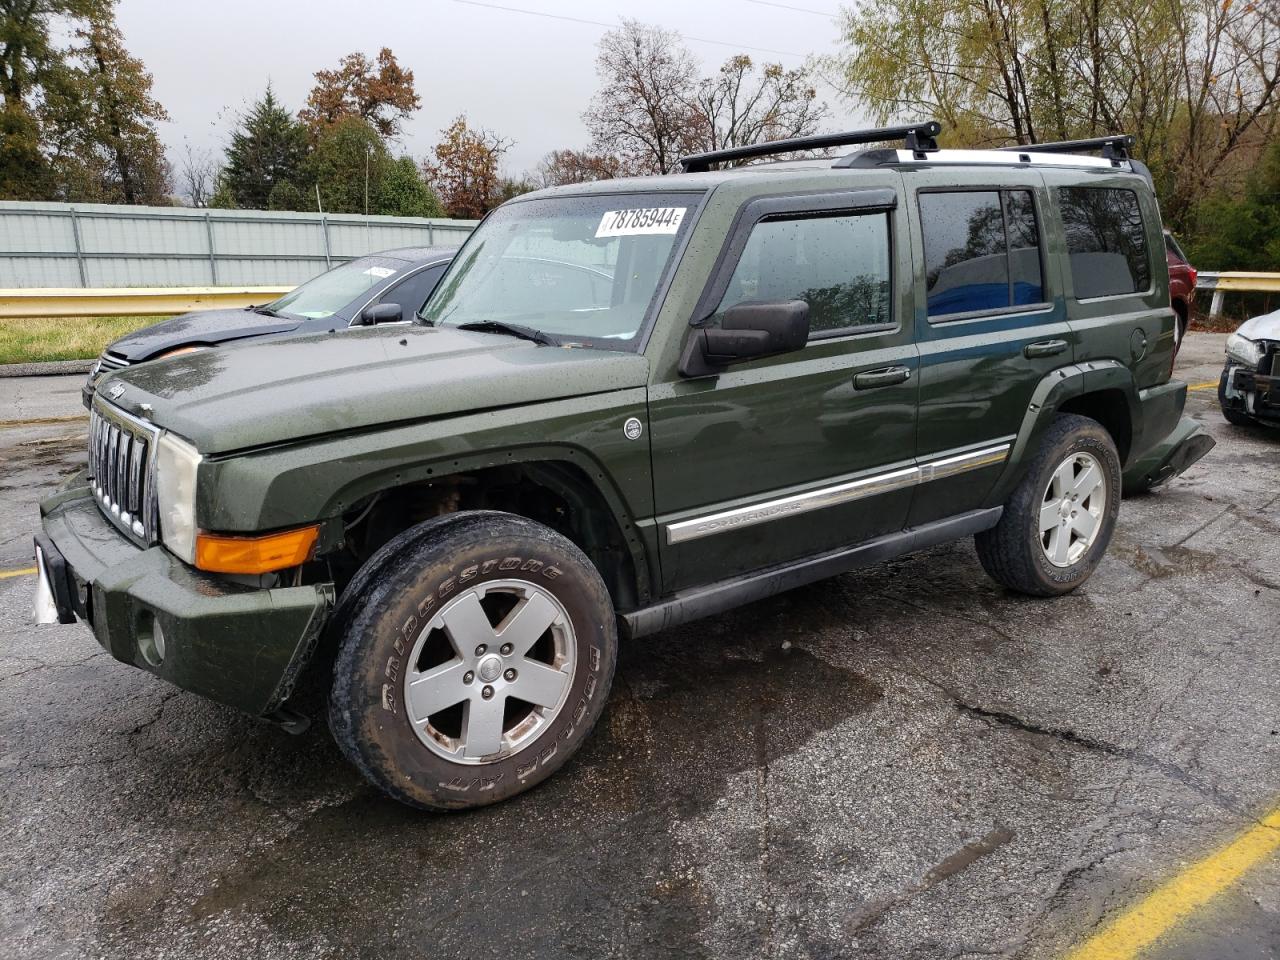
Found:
<box><xmin>1039</xmin><ymin>451</ymin><xmax>1107</xmax><ymax>567</ymax></box>
<box><xmin>403</xmin><ymin>579</ymin><xmax>576</xmax><ymax>764</ymax></box>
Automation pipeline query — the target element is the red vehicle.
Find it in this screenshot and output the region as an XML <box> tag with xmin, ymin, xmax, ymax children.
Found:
<box><xmin>1165</xmin><ymin>230</ymin><xmax>1197</xmax><ymax>354</ymax></box>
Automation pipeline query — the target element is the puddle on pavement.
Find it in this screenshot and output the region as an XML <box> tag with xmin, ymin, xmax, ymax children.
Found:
<box><xmin>98</xmin><ymin>606</ymin><xmax>886</xmax><ymax>957</ymax></box>
<box><xmin>1112</xmin><ymin>542</ymin><xmax>1221</xmax><ymax>579</ymax></box>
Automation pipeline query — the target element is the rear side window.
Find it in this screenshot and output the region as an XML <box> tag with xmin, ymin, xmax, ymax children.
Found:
<box><xmin>380</xmin><ymin>264</ymin><xmax>445</xmax><ymax>318</ymax></box>
<box><xmin>712</xmin><ymin>212</ymin><xmax>892</xmax><ymax>336</ymax></box>
<box><xmin>919</xmin><ymin>190</ymin><xmax>1043</xmax><ymax>319</ymax></box>
<box><xmin>1059</xmin><ymin>186</ymin><xmax>1150</xmax><ymax>298</ymax></box>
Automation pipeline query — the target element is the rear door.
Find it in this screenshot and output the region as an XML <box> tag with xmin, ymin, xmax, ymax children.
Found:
<box><xmin>1048</xmin><ymin>174</ymin><xmax>1173</xmax><ymax>391</ymax></box>
<box><xmin>648</xmin><ymin>187</ymin><xmax>920</xmax><ymax>593</ymax></box>
<box><xmin>906</xmin><ymin>170</ymin><xmax>1075</xmax><ymax>526</ymax></box>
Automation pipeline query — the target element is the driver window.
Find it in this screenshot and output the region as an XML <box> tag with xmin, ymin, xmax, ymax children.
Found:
<box><xmin>711</xmin><ymin>212</ymin><xmax>892</xmax><ymax>336</ymax></box>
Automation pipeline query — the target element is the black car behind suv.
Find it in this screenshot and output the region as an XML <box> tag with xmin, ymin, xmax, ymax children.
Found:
<box><xmin>84</xmin><ymin>246</ymin><xmax>455</xmax><ymax>404</ymax></box>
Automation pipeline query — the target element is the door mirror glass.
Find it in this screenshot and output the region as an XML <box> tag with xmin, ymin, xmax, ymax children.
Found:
<box><xmin>681</xmin><ymin>300</ymin><xmax>810</xmax><ymax>376</ymax></box>
<box><xmin>359</xmin><ymin>303</ymin><xmax>403</xmax><ymax>326</ymax></box>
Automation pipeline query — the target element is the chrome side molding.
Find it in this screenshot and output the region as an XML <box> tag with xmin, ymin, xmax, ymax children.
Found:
<box><xmin>665</xmin><ymin>438</ymin><xmax>1014</xmax><ymax>545</ymax></box>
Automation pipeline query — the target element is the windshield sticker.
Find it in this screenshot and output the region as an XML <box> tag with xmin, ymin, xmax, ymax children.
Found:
<box><xmin>596</xmin><ymin>207</ymin><xmax>687</xmax><ymax>238</ymax></box>
<box><xmin>363</xmin><ymin>266</ymin><xmax>396</xmax><ymax>278</ymax></box>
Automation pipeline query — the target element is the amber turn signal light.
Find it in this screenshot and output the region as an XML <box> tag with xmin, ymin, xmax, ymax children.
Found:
<box><xmin>194</xmin><ymin>525</ymin><xmax>319</xmax><ymax>574</ymax></box>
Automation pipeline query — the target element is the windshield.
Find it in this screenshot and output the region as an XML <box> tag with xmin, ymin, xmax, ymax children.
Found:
<box><xmin>421</xmin><ymin>192</ymin><xmax>700</xmax><ymax>346</ymax></box>
<box><xmin>267</xmin><ymin>256</ymin><xmax>405</xmax><ymax>320</ymax></box>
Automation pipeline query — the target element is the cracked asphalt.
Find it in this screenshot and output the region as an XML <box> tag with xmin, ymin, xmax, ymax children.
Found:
<box><xmin>2</xmin><ymin>333</ymin><xmax>1278</xmax><ymax>960</ymax></box>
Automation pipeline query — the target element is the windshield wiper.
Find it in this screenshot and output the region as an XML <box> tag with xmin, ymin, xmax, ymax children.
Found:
<box><xmin>456</xmin><ymin>320</ymin><xmax>557</xmax><ymax>346</ymax></box>
<box><xmin>252</xmin><ymin>305</ymin><xmax>280</xmax><ymax>318</ymax></box>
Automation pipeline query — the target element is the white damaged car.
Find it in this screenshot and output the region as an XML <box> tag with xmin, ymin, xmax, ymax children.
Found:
<box><xmin>1220</xmin><ymin>308</ymin><xmax>1280</xmax><ymax>428</ymax></box>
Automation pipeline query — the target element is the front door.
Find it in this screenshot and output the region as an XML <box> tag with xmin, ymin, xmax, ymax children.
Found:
<box><xmin>648</xmin><ymin>193</ymin><xmax>919</xmax><ymax>593</ymax></box>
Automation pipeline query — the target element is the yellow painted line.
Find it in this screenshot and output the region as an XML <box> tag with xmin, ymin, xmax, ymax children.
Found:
<box><xmin>1065</xmin><ymin>806</ymin><xmax>1280</xmax><ymax>960</ymax></box>
<box><xmin>1187</xmin><ymin>381</ymin><xmax>1219</xmax><ymax>392</ymax></box>
<box><xmin>0</xmin><ymin>566</ymin><xmax>36</xmax><ymax>580</ymax></box>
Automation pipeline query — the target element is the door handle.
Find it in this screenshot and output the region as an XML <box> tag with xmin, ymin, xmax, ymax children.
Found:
<box><xmin>1024</xmin><ymin>339</ymin><xmax>1068</xmax><ymax>358</ymax></box>
<box><xmin>853</xmin><ymin>365</ymin><xmax>912</xmax><ymax>390</ymax></box>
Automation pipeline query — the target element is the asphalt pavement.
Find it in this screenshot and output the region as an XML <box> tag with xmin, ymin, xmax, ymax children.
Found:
<box><xmin>1</xmin><ymin>334</ymin><xmax>1278</xmax><ymax>960</ymax></box>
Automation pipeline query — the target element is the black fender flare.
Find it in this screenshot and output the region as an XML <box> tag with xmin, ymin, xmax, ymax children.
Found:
<box><xmin>986</xmin><ymin>359</ymin><xmax>1139</xmax><ymax>506</ymax></box>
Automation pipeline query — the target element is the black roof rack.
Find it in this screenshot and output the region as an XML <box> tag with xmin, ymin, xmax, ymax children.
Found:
<box><xmin>678</xmin><ymin>121</ymin><xmax>942</xmax><ymax>173</ymax></box>
<box><xmin>996</xmin><ymin>134</ymin><xmax>1134</xmax><ymax>161</ymax></box>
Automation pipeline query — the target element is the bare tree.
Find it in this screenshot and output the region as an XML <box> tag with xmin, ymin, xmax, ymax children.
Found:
<box><xmin>177</xmin><ymin>142</ymin><xmax>218</xmax><ymax>207</ymax></box>
<box><xmin>690</xmin><ymin>55</ymin><xmax>827</xmax><ymax>153</ymax></box>
<box><xmin>583</xmin><ymin>20</ymin><xmax>702</xmax><ymax>174</ymax></box>
<box><xmin>536</xmin><ymin>149</ymin><xmax>634</xmax><ymax>186</ymax></box>
<box><xmin>584</xmin><ymin>21</ymin><xmax>829</xmax><ymax>174</ymax></box>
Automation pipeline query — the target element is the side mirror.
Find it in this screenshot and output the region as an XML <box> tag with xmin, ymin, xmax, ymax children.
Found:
<box><xmin>679</xmin><ymin>300</ymin><xmax>810</xmax><ymax>377</ymax></box>
<box><xmin>359</xmin><ymin>303</ymin><xmax>403</xmax><ymax>326</ymax></box>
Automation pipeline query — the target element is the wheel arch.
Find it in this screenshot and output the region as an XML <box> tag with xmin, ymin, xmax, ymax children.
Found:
<box><xmin>986</xmin><ymin>361</ymin><xmax>1138</xmax><ymax>506</ymax></box>
<box><xmin>323</xmin><ymin>449</ymin><xmax>654</xmax><ymax>612</ymax></box>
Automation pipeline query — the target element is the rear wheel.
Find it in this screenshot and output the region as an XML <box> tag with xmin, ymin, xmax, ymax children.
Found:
<box><xmin>976</xmin><ymin>414</ymin><xmax>1121</xmax><ymax>596</ymax></box>
<box><xmin>328</xmin><ymin>511</ymin><xmax>617</xmax><ymax>810</ymax></box>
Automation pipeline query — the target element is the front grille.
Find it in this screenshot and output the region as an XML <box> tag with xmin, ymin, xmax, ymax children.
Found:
<box><xmin>91</xmin><ymin>352</ymin><xmax>130</xmax><ymax>381</ymax></box>
<box><xmin>97</xmin><ymin>352</ymin><xmax>130</xmax><ymax>373</ymax></box>
<box><xmin>88</xmin><ymin>402</ymin><xmax>160</xmax><ymax>544</ymax></box>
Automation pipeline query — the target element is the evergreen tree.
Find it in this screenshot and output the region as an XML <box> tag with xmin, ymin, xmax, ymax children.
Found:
<box><xmin>222</xmin><ymin>86</ymin><xmax>310</xmax><ymax>209</ymax></box>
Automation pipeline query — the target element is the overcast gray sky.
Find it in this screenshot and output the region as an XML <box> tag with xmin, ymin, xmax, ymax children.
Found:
<box><xmin>115</xmin><ymin>0</ymin><xmax>863</xmax><ymax>177</ymax></box>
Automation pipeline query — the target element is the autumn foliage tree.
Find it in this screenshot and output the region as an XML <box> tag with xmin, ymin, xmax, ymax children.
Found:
<box><xmin>424</xmin><ymin>116</ymin><xmax>511</xmax><ymax>219</ymax></box>
<box><xmin>299</xmin><ymin>48</ymin><xmax>420</xmax><ymax>138</ymax></box>
<box><xmin>0</xmin><ymin>0</ymin><xmax>170</xmax><ymax>203</ymax></box>
<box><xmin>832</xmin><ymin>0</ymin><xmax>1280</xmax><ymax>236</ymax></box>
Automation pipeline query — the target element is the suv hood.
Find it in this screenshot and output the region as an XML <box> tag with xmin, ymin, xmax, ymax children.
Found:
<box><xmin>1237</xmin><ymin>308</ymin><xmax>1280</xmax><ymax>341</ymax></box>
<box><xmin>107</xmin><ymin>308</ymin><xmax>302</xmax><ymax>362</ymax></box>
<box><xmin>99</xmin><ymin>325</ymin><xmax>649</xmax><ymax>454</ymax></box>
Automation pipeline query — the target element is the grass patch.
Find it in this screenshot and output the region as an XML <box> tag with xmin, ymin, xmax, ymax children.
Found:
<box><xmin>0</xmin><ymin>315</ymin><xmax>171</xmax><ymax>365</ymax></box>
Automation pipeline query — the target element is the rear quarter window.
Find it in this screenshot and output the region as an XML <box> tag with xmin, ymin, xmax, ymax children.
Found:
<box><xmin>1058</xmin><ymin>186</ymin><xmax>1151</xmax><ymax>298</ymax></box>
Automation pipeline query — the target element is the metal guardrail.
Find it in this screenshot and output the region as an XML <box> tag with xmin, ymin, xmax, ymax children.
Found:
<box><xmin>1197</xmin><ymin>272</ymin><xmax>1280</xmax><ymax>316</ymax></box>
<box><xmin>0</xmin><ymin>286</ymin><xmax>292</xmax><ymax>319</ymax></box>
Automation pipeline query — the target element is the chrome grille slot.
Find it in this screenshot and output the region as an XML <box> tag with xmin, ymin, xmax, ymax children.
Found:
<box><xmin>96</xmin><ymin>352</ymin><xmax>130</xmax><ymax>373</ymax></box>
<box><xmin>88</xmin><ymin>402</ymin><xmax>160</xmax><ymax>544</ymax></box>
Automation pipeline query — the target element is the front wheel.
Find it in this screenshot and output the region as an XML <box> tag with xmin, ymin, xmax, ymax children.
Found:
<box><xmin>976</xmin><ymin>414</ymin><xmax>1122</xmax><ymax>596</ymax></box>
<box><xmin>328</xmin><ymin>511</ymin><xmax>617</xmax><ymax>810</ymax></box>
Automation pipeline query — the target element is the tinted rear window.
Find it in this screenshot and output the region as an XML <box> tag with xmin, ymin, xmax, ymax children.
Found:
<box><xmin>919</xmin><ymin>189</ymin><xmax>1043</xmax><ymax>318</ymax></box>
<box><xmin>1059</xmin><ymin>187</ymin><xmax>1150</xmax><ymax>298</ymax></box>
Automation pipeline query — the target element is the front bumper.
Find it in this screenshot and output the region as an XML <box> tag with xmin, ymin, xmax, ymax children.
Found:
<box><xmin>37</xmin><ymin>485</ymin><xmax>334</xmax><ymax>717</ymax></box>
<box><xmin>1121</xmin><ymin>415</ymin><xmax>1216</xmax><ymax>494</ymax></box>
<box><xmin>1220</xmin><ymin>361</ymin><xmax>1280</xmax><ymax>423</ymax></box>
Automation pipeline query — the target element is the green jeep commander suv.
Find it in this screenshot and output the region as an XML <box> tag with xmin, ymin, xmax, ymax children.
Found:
<box><xmin>35</xmin><ymin>124</ymin><xmax>1213</xmax><ymax>810</ymax></box>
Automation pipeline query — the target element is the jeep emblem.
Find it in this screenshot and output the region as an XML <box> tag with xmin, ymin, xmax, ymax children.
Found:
<box><xmin>623</xmin><ymin>417</ymin><xmax>643</xmax><ymax>441</ymax></box>
<box><xmin>106</xmin><ymin>382</ymin><xmax>125</xmax><ymax>401</ymax></box>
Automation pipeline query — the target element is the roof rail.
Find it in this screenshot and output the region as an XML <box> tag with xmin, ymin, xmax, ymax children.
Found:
<box><xmin>996</xmin><ymin>134</ymin><xmax>1134</xmax><ymax>161</ymax></box>
<box><xmin>678</xmin><ymin>121</ymin><xmax>942</xmax><ymax>173</ymax></box>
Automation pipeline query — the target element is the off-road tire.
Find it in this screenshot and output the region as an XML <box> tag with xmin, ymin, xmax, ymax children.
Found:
<box><xmin>975</xmin><ymin>414</ymin><xmax>1121</xmax><ymax>597</ymax></box>
<box><xmin>328</xmin><ymin>510</ymin><xmax>617</xmax><ymax>811</ymax></box>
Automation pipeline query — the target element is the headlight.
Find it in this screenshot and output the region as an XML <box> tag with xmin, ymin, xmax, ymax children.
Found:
<box><xmin>154</xmin><ymin>432</ymin><xmax>202</xmax><ymax>563</ymax></box>
<box><xmin>1226</xmin><ymin>332</ymin><xmax>1263</xmax><ymax>368</ymax></box>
